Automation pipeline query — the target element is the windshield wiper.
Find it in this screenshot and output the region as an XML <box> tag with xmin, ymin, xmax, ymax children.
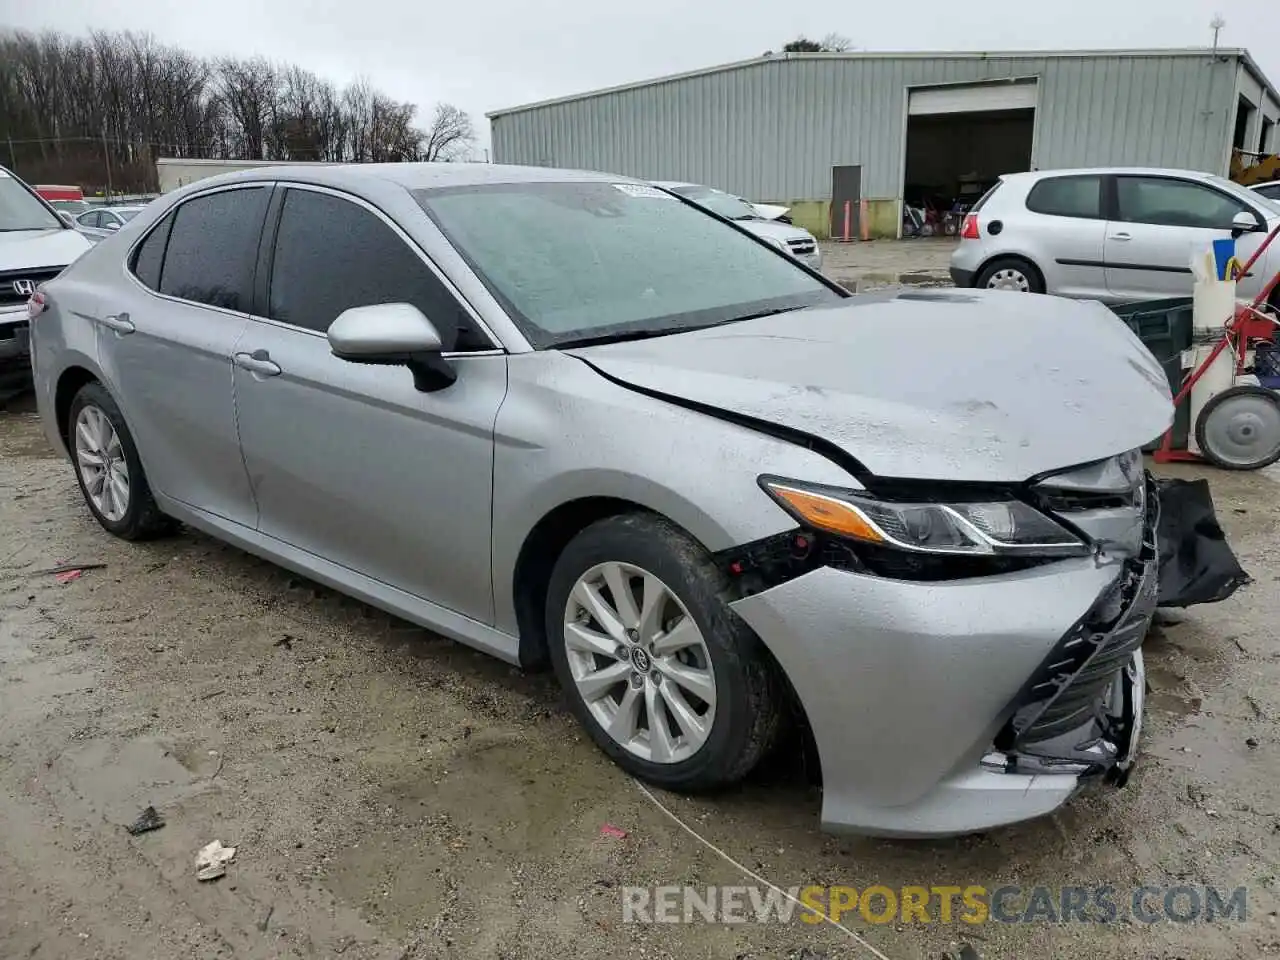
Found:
<box><xmin>554</xmin><ymin>322</ymin><xmax>732</xmax><ymax>350</ymax></box>
<box><xmin>726</xmin><ymin>306</ymin><xmax>800</xmax><ymax>323</ymax></box>
<box><xmin>553</xmin><ymin>329</ymin><xmax>675</xmax><ymax>350</ymax></box>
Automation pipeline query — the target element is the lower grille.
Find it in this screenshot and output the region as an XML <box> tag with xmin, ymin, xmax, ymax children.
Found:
<box><xmin>786</xmin><ymin>239</ymin><xmax>817</xmax><ymax>256</ymax></box>
<box><xmin>998</xmin><ymin>475</ymin><xmax>1159</xmax><ymax>753</ymax></box>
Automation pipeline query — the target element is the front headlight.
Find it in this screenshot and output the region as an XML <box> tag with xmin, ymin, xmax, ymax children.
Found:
<box><xmin>764</xmin><ymin>236</ymin><xmax>787</xmax><ymax>251</ymax></box>
<box><xmin>759</xmin><ymin>477</ymin><xmax>1089</xmax><ymax>557</ymax></box>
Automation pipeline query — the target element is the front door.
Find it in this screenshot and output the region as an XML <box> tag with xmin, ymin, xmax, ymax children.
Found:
<box><xmin>232</xmin><ymin>185</ymin><xmax>506</xmax><ymax>624</ymax></box>
<box><xmin>1105</xmin><ymin>174</ymin><xmax>1265</xmax><ymax>300</ymax></box>
<box><xmin>94</xmin><ymin>185</ymin><xmax>268</xmax><ymax>527</ymax></box>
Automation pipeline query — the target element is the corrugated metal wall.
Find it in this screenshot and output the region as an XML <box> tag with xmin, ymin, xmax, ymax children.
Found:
<box><xmin>491</xmin><ymin>53</ymin><xmax>1241</xmax><ymax>202</ymax></box>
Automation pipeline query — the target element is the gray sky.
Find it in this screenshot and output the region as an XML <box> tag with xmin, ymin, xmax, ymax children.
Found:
<box><xmin>2</xmin><ymin>0</ymin><xmax>1276</xmax><ymax>154</ymax></box>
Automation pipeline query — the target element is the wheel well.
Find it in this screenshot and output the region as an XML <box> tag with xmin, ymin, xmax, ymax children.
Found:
<box><xmin>976</xmin><ymin>253</ymin><xmax>1045</xmax><ymax>288</ymax></box>
<box><xmin>512</xmin><ymin>497</ymin><xmax>658</xmax><ymax>670</ymax></box>
<box><xmin>54</xmin><ymin>366</ymin><xmax>98</xmax><ymax>447</ymax></box>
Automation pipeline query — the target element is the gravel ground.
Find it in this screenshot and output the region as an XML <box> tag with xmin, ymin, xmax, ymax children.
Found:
<box><xmin>3</xmin><ymin>390</ymin><xmax>1280</xmax><ymax>960</ymax></box>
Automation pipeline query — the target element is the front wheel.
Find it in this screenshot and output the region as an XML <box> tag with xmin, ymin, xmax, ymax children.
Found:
<box><xmin>545</xmin><ymin>514</ymin><xmax>782</xmax><ymax>792</ymax></box>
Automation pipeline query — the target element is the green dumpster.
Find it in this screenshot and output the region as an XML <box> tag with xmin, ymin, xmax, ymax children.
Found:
<box><xmin>1108</xmin><ymin>298</ymin><xmax>1193</xmax><ymax>452</ymax></box>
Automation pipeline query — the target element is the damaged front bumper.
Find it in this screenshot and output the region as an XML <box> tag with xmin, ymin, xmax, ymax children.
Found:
<box><xmin>729</xmin><ymin>484</ymin><xmax>1160</xmax><ymax>838</ymax></box>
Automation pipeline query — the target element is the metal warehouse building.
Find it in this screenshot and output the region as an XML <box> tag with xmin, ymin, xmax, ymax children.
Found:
<box><xmin>489</xmin><ymin>48</ymin><xmax>1280</xmax><ymax>239</ymax></box>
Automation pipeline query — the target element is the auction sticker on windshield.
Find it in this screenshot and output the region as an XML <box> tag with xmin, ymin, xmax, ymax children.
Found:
<box><xmin>612</xmin><ymin>183</ymin><xmax>673</xmax><ymax>199</ymax></box>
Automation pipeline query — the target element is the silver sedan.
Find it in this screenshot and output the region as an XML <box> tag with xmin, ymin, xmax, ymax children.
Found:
<box><xmin>30</xmin><ymin>162</ymin><xmax>1168</xmax><ymax>836</ymax></box>
<box><xmin>73</xmin><ymin>205</ymin><xmax>145</xmax><ymax>242</ymax></box>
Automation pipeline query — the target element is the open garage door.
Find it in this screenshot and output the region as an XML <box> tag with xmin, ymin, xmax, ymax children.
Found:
<box><xmin>903</xmin><ymin>80</ymin><xmax>1037</xmax><ymax>236</ymax></box>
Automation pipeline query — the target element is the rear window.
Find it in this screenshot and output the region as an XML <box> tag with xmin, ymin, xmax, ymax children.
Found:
<box><xmin>1025</xmin><ymin>176</ymin><xmax>1103</xmax><ymax>219</ymax></box>
<box><xmin>158</xmin><ymin>187</ymin><xmax>268</xmax><ymax>312</ymax></box>
<box><xmin>968</xmin><ymin>181</ymin><xmax>1002</xmax><ymax>213</ymax></box>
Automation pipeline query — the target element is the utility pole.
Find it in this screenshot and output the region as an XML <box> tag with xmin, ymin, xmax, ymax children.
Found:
<box><xmin>6</xmin><ymin>136</ymin><xmax>15</xmax><ymax>172</ymax></box>
<box><xmin>101</xmin><ymin>127</ymin><xmax>113</xmax><ymax>200</ymax></box>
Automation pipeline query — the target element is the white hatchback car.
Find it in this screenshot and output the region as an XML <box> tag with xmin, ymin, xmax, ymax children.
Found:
<box><xmin>950</xmin><ymin>167</ymin><xmax>1280</xmax><ymax>307</ymax></box>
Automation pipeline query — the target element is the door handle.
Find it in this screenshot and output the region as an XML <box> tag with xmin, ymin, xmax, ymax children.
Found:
<box><xmin>1109</xmin><ymin>232</ymin><xmax>1132</xmax><ymax>241</ymax></box>
<box><xmin>234</xmin><ymin>350</ymin><xmax>282</xmax><ymax>377</ymax></box>
<box><xmin>100</xmin><ymin>312</ymin><xmax>135</xmax><ymax>334</ymax></box>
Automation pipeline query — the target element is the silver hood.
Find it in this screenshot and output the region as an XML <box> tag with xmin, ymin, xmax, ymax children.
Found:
<box><xmin>569</xmin><ymin>291</ymin><xmax>1174</xmax><ymax>483</ymax></box>
<box><xmin>0</xmin><ymin>228</ymin><xmax>91</xmax><ymax>272</ymax></box>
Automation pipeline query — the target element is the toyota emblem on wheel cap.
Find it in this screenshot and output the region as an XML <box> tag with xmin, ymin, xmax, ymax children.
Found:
<box><xmin>11</xmin><ymin>279</ymin><xmax>35</xmax><ymax>297</ymax></box>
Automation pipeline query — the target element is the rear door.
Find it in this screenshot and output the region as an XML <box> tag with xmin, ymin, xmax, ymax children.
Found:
<box><xmin>94</xmin><ymin>185</ymin><xmax>267</xmax><ymax>527</ymax></box>
<box><xmin>1105</xmin><ymin>174</ymin><xmax>1260</xmax><ymax>300</ymax></box>
<box><xmin>1018</xmin><ymin>174</ymin><xmax>1109</xmax><ymax>299</ymax></box>
<box><xmin>232</xmin><ymin>184</ymin><xmax>506</xmax><ymax>623</ymax></box>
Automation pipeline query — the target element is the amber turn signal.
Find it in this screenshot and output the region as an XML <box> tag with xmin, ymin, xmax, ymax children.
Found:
<box><xmin>765</xmin><ymin>484</ymin><xmax>885</xmax><ymax>543</ymax></box>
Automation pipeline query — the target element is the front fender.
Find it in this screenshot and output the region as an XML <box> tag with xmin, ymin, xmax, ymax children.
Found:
<box><xmin>489</xmin><ymin>352</ymin><xmax>860</xmax><ymax>636</ymax></box>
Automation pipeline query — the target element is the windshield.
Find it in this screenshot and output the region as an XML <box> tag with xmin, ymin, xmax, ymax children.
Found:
<box><xmin>415</xmin><ymin>180</ymin><xmax>839</xmax><ymax>348</ymax></box>
<box><xmin>668</xmin><ymin>185</ymin><xmax>760</xmax><ymax>221</ymax></box>
<box><xmin>0</xmin><ymin>171</ymin><xmax>64</xmax><ymax>232</ymax></box>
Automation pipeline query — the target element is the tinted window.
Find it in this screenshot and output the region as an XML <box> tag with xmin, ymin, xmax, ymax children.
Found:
<box><xmin>268</xmin><ymin>188</ymin><xmax>487</xmax><ymax>350</ymax></box>
<box><xmin>1115</xmin><ymin>177</ymin><xmax>1248</xmax><ymax>229</ymax></box>
<box><xmin>1256</xmin><ymin>183</ymin><xmax>1280</xmax><ymax>201</ymax></box>
<box><xmin>159</xmin><ymin>187</ymin><xmax>268</xmax><ymax>311</ymax></box>
<box><xmin>415</xmin><ymin>181</ymin><xmax>838</xmax><ymax>349</ymax></box>
<box><xmin>1025</xmin><ymin>176</ymin><xmax>1103</xmax><ymax>218</ymax></box>
<box><xmin>78</xmin><ymin>211</ymin><xmax>101</xmax><ymax>228</ymax></box>
<box><xmin>131</xmin><ymin>215</ymin><xmax>173</xmax><ymax>290</ymax></box>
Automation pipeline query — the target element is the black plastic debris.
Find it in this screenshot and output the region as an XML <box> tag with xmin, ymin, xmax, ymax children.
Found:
<box><xmin>126</xmin><ymin>805</ymin><xmax>165</xmax><ymax>835</ymax></box>
<box><xmin>1155</xmin><ymin>479</ymin><xmax>1250</xmax><ymax>608</ymax></box>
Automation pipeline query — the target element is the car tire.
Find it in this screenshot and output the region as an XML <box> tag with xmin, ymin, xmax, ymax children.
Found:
<box><xmin>1193</xmin><ymin>384</ymin><xmax>1280</xmax><ymax>471</ymax></box>
<box><xmin>545</xmin><ymin>513</ymin><xmax>782</xmax><ymax>792</ymax></box>
<box><xmin>975</xmin><ymin>256</ymin><xmax>1045</xmax><ymax>294</ymax></box>
<box><xmin>67</xmin><ymin>381</ymin><xmax>177</xmax><ymax>540</ymax></box>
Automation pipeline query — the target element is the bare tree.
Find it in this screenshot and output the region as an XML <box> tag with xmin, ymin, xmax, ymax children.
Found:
<box><xmin>420</xmin><ymin>103</ymin><xmax>475</xmax><ymax>162</ymax></box>
<box><xmin>0</xmin><ymin>27</ymin><xmax>466</xmax><ymax>191</ymax></box>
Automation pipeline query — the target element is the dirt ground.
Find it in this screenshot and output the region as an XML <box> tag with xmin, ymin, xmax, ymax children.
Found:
<box><xmin>819</xmin><ymin>238</ymin><xmax>956</xmax><ymax>291</ymax></box>
<box><xmin>3</xmin><ymin>387</ymin><xmax>1280</xmax><ymax>960</ymax></box>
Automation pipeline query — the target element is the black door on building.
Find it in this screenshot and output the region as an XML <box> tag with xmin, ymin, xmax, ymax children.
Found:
<box><xmin>830</xmin><ymin>165</ymin><xmax>862</xmax><ymax>240</ymax></box>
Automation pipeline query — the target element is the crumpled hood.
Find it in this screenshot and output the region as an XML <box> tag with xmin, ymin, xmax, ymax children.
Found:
<box><xmin>0</xmin><ymin>228</ymin><xmax>91</xmax><ymax>272</ymax></box>
<box><xmin>569</xmin><ymin>291</ymin><xmax>1174</xmax><ymax>483</ymax></box>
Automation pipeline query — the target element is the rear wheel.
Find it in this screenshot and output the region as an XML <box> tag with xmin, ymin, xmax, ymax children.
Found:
<box><xmin>975</xmin><ymin>256</ymin><xmax>1044</xmax><ymax>294</ymax></box>
<box><xmin>68</xmin><ymin>382</ymin><xmax>176</xmax><ymax>540</ymax></box>
<box><xmin>545</xmin><ymin>514</ymin><xmax>782</xmax><ymax>791</ymax></box>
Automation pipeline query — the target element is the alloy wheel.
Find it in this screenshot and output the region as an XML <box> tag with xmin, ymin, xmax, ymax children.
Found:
<box><xmin>562</xmin><ymin>561</ymin><xmax>717</xmax><ymax>764</ymax></box>
<box><xmin>74</xmin><ymin>404</ymin><xmax>130</xmax><ymax>522</ymax></box>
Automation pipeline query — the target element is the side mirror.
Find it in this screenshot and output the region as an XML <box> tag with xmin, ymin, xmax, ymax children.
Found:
<box><xmin>327</xmin><ymin>302</ymin><xmax>456</xmax><ymax>392</ymax></box>
<box><xmin>58</xmin><ymin>212</ymin><xmax>74</xmax><ymax>227</ymax></box>
<box><xmin>1231</xmin><ymin>211</ymin><xmax>1261</xmax><ymax>237</ymax></box>
<box><xmin>105</xmin><ymin>220</ymin><xmax>121</xmax><ymax>231</ymax></box>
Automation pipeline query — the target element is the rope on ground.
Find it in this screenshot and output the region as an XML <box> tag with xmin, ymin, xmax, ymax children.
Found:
<box><xmin>631</xmin><ymin>778</ymin><xmax>895</xmax><ymax>960</ymax></box>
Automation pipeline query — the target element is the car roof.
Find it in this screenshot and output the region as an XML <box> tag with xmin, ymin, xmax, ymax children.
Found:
<box><xmin>1250</xmin><ymin>180</ymin><xmax>1280</xmax><ymax>189</ymax></box>
<box><xmin>186</xmin><ymin>162</ymin><xmax>640</xmax><ymax>194</ymax></box>
<box><xmin>1000</xmin><ymin>166</ymin><xmax>1227</xmax><ymax>183</ymax></box>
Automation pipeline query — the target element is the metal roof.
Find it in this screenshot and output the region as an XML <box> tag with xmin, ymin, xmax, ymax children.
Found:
<box><xmin>488</xmin><ymin>47</ymin><xmax>1274</xmax><ymax>119</ymax></box>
